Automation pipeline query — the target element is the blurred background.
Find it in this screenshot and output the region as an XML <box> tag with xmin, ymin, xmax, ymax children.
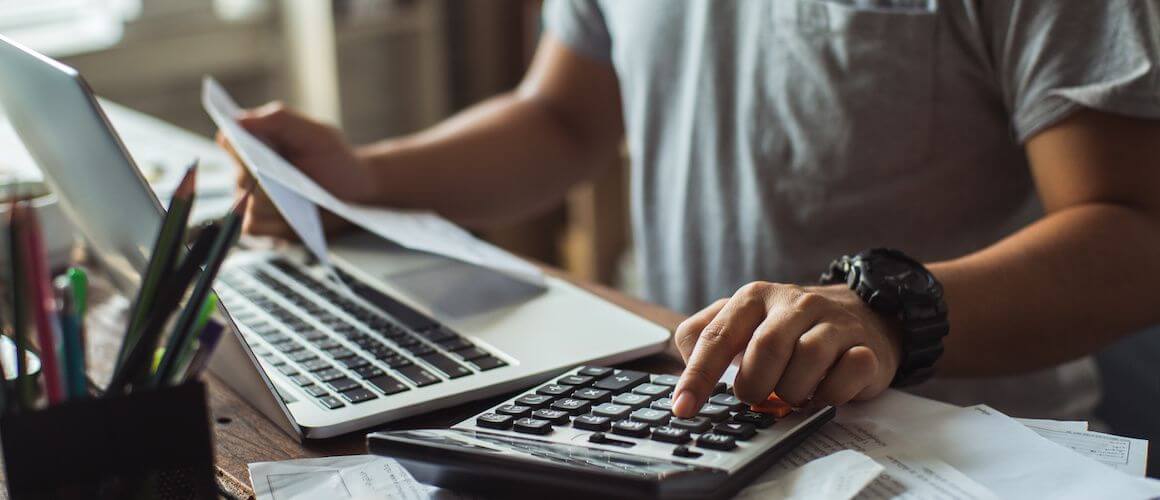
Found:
<box><xmin>0</xmin><ymin>0</ymin><xmax>633</xmax><ymax>291</ymax></box>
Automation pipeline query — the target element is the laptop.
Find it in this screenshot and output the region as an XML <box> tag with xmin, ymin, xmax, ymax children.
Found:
<box><xmin>0</xmin><ymin>36</ymin><xmax>670</xmax><ymax>439</ymax></box>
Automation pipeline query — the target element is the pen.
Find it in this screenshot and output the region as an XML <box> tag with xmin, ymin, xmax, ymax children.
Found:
<box><xmin>180</xmin><ymin>320</ymin><xmax>224</xmax><ymax>382</ymax></box>
<box><xmin>116</xmin><ymin>161</ymin><xmax>197</xmax><ymax>369</ymax></box>
<box><xmin>17</xmin><ymin>203</ymin><xmax>64</xmax><ymax>404</ymax></box>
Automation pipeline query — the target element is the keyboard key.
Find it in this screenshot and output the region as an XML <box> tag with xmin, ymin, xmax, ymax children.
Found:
<box><xmin>594</xmin><ymin>370</ymin><xmax>649</xmax><ymax>391</ymax></box>
<box><xmin>714</xmin><ymin>422</ymin><xmax>757</xmax><ymax>440</ymax></box>
<box><xmin>732</xmin><ymin>410</ymin><xmax>776</xmax><ymax>428</ymax></box>
<box><xmin>536</xmin><ymin>384</ymin><xmax>574</xmax><ymax>397</ymax></box>
<box><xmin>652</xmin><ymin>374</ymin><xmax>680</xmax><ymax>386</ymax></box>
<box><xmin>696</xmin><ymin>433</ymin><xmax>737</xmax><ymax>451</ymax></box>
<box><xmin>450</xmin><ymin>346</ymin><xmax>489</xmax><ymax>361</ymax></box>
<box><xmin>592</xmin><ymin>403</ymin><xmax>632</xmax><ymax>420</ymax></box>
<box><xmin>301</xmin><ymin>359</ymin><xmax>332</xmax><ymax>372</ymax></box>
<box><xmin>276</xmin><ymin>365</ymin><xmax>299</xmax><ymax>376</ymax></box>
<box><xmin>420</xmin><ymin>353</ymin><xmax>472</xmax><ymax>378</ymax></box>
<box><xmin>513</xmin><ymin>418</ymin><xmax>553</xmax><ymax>435</ymax></box>
<box><xmin>317</xmin><ymin>395</ymin><xmax>344</xmax><ymax>409</ymax></box>
<box><xmin>438</xmin><ymin>337</ymin><xmax>473</xmax><ymax>351</ymax></box>
<box><xmin>397</xmin><ymin>365</ymin><xmax>441</xmax><ymax>387</ymax></box>
<box><xmin>557</xmin><ymin>375</ymin><xmax>595</xmax><ymax>387</ymax></box>
<box><xmin>651</xmin><ymin>397</ymin><xmax>675</xmax><ymax>412</ymax></box>
<box><xmin>340</xmin><ymin>387</ymin><xmax>378</xmax><ymax>404</ymax></box>
<box><xmin>708</xmin><ymin>393</ymin><xmax>744</xmax><ymax>411</ymax></box>
<box><xmin>325</xmin><ymin>347</ymin><xmax>356</xmax><ymax>359</ymax></box>
<box><xmin>327</xmin><ymin>377</ymin><xmax>361</xmax><ymax>392</ymax></box>
<box><xmin>469</xmin><ymin>356</ymin><xmax>507</xmax><ymax>371</ymax></box>
<box><xmin>381</xmin><ymin>355</ymin><xmax>414</xmax><ymax>369</ymax></box>
<box><xmin>549</xmin><ymin>398</ymin><xmax>591</xmax><ymax>415</ymax></box>
<box><xmin>310</xmin><ymin>338</ymin><xmax>342</xmax><ymax>350</ymax></box>
<box><xmin>351</xmin><ymin>284</ymin><xmax>438</xmax><ymax>330</ymax></box>
<box><xmin>612</xmin><ymin>393</ymin><xmax>652</xmax><ymax>409</ymax></box>
<box><xmin>404</xmin><ymin>343</ymin><xmax>435</xmax><ymax>356</ymax></box>
<box><xmin>287</xmin><ymin>350</ymin><xmax>318</xmax><ymax>363</ymax></box>
<box><xmin>571</xmin><ymin>388</ymin><xmax>612</xmax><ymax>403</ymax></box>
<box><xmin>476</xmin><ymin>413</ymin><xmax>513</xmax><ymax>430</ymax></box>
<box><xmin>339</xmin><ymin>356</ymin><xmax>371</xmax><ymax>370</ymax></box>
<box><xmin>698</xmin><ymin>404</ymin><xmax>731</xmax><ymax>422</ymax></box>
<box><xmin>303</xmin><ymin>385</ymin><xmax>328</xmax><ymax>397</ymax></box>
<box><xmin>572</xmin><ymin>414</ymin><xmax>612</xmax><ymax>432</ymax></box>
<box><xmin>630</xmin><ymin>408</ymin><xmax>671</xmax><ymax>426</ymax></box>
<box><xmin>417</xmin><ymin>326</ymin><xmax>458</xmax><ymax>343</ymax></box>
<box><xmin>354</xmin><ymin>365</ymin><xmax>386</xmax><ymax>379</ymax></box>
<box><xmin>611</xmin><ymin>420</ymin><xmax>651</xmax><ymax>438</ymax></box>
<box><xmin>514</xmin><ymin>394</ymin><xmax>554</xmax><ymax>409</ymax></box>
<box><xmin>578</xmin><ymin>366</ymin><xmax>612</xmax><ymax>378</ymax></box>
<box><xmin>367</xmin><ymin>375</ymin><xmax>409</xmax><ymax>395</ymax></box>
<box><xmin>314</xmin><ymin>368</ymin><xmax>345</xmax><ymax>382</ymax></box>
<box><xmin>274</xmin><ymin>341</ymin><xmax>305</xmax><ymax>353</ymax></box>
<box><xmin>289</xmin><ymin>374</ymin><xmax>313</xmax><ymax>386</ymax></box>
<box><xmin>651</xmin><ymin>426</ymin><xmax>691</xmax><ymax>444</ymax></box>
<box><xmin>531</xmin><ymin>409</ymin><xmax>570</xmax><ymax>425</ymax></box>
<box><xmin>669</xmin><ymin>416</ymin><xmax>712</xmax><ymax>433</ymax></box>
<box><xmin>632</xmin><ymin>383</ymin><xmax>672</xmax><ymax>399</ymax></box>
<box><xmin>496</xmin><ymin>404</ymin><xmax>533</xmax><ymax>418</ymax></box>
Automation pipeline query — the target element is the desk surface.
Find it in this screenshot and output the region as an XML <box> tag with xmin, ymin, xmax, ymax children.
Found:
<box><xmin>86</xmin><ymin>265</ymin><xmax>686</xmax><ymax>499</ymax></box>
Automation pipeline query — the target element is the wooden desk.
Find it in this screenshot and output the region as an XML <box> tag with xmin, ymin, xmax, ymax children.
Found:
<box><xmin>87</xmin><ymin>267</ymin><xmax>686</xmax><ymax>499</ymax></box>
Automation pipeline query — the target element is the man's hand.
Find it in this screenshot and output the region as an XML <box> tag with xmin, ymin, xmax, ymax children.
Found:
<box><xmin>671</xmin><ymin>283</ymin><xmax>903</xmax><ymax>418</ymax></box>
<box><xmin>217</xmin><ymin>102</ymin><xmax>372</xmax><ymax>238</ymax></box>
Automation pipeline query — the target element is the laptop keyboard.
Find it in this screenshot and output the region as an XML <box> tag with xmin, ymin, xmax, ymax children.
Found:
<box><xmin>217</xmin><ymin>258</ymin><xmax>509</xmax><ymax>410</ymax></box>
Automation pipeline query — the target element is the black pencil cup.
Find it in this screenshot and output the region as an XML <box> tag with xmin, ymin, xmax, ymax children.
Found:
<box><xmin>0</xmin><ymin>381</ymin><xmax>216</xmax><ymax>500</ymax></box>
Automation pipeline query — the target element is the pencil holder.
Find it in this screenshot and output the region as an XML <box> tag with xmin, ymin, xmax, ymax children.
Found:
<box><xmin>0</xmin><ymin>381</ymin><xmax>216</xmax><ymax>500</ymax></box>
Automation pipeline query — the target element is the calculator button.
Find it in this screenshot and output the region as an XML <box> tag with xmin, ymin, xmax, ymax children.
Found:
<box><xmin>470</xmin><ymin>356</ymin><xmax>507</xmax><ymax>371</ymax></box>
<box><xmin>571</xmin><ymin>388</ymin><xmax>612</xmax><ymax>403</ymax></box>
<box><xmin>696</xmin><ymin>433</ymin><xmax>737</xmax><ymax>450</ymax></box>
<box><xmin>303</xmin><ymin>385</ymin><xmax>328</xmax><ymax>397</ymax></box>
<box><xmin>732</xmin><ymin>410</ymin><xmax>776</xmax><ymax>428</ymax></box>
<box><xmin>632</xmin><ymin>383</ymin><xmax>671</xmax><ymax>399</ymax></box>
<box><xmin>592</xmin><ymin>403</ymin><xmax>632</xmax><ymax>420</ymax></box>
<box><xmin>669</xmin><ymin>416</ymin><xmax>712</xmax><ymax>433</ymax></box>
<box><xmin>549</xmin><ymin>398</ymin><xmax>591</xmax><ymax>415</ymax></box>
<box><xmin>477</xmin><ymin>413</ymin><xmax>514</xmax><ymax>430</ymax></box>
<box><xmin>367</xmin><ymin>375</ymin><xmax>409</xmax><ymax>395</ymax></box>
<box><xmin>396</xmin><ymin>365</ymin><xmax>441</xmax><ymax>387</ymax></box>
<box><xmin>672</xmin><ymin>445</ymin><xmax>702</xmax><ymax>458</ymax></box>
<box><xmin>531</xmin><ymin>409</ymin><xmax>570</xmax><ymax>425</ymax></box>
<box><xmin>698</xmin><ymin>404</ymin><xmax>731</xmax><ymax>422</ymax></box>
<box><xmin>536</xmin><ymin>384</ymin><xmax>574</xmax><ymax>397</ymax></box>
<box><xmin>712</xmin><ymin>382</ymin><xmax>729</xmax><ymax>394</ymax></box>
<box><xmin>497</xmin><ymin>404</ymin><xmax>533</xmax><ymax>418</ymax></box>
<box><xmin>630</xmin><ymin>408</ymin><xmax>671</xmax><ymax>426</ymax></box>
<box><xmin>611</xmin><ymin>420</ymin><xmax>651</xmax><ymax>438</ymax></box>
<box><xmin>594</xmin><ymin>370</ymin><xmax>649</xmax><ymax>391</ymax></box>
<box><xmin>572</xmin><ymin>414</ymin><xmax>612</xmax><ymax>432</ymax></box>
<box><xmin>750</xmin><ymin>396</ymin><xmax>793</xmax><ymax>418</ymax></box>
<box><xmin>708</xmin><ymin>393</ymin><xmax>744</xmax><ymax>411</ymax></box>
<box><xmin>513</xmin><ymin>418</ymin><xmax>553</xmax><ymax>435</ymax></box>
<box><xmin>612</xmin><ymin>393</ymin><xmax>651</xmax><ymax>409</ymax></box>
<box><xmin>652</xmin><ymin>374</ymin><xmax>680</xmax><ymax>386</ymax></box>
<box><xmin>515</xmin><ymin>394</ymin><xmax>554</xmax><ymax>408</ymax></box>
<box><xmin>588</xmin><ymin>432</ymin><xmax>636</xmax><ymax>448</ymax></box>
<box><xmin>650</xmin><ymin>397</ymin><xmax>675</xmax><ymax>412</ymax></box>
<box><xmin>651</xmin><ymin>426</ymin><xmax>691</xmax><ymax>444</ymax></box>
<box><xmin>578</xmin><ymin>366</ymin><xmax>613</xmax><ymax>377</ymax></box>
<box><xmin>714</xmin><ymin>422</ymin><xmax>757</xmax><ymax>440</ymax></box>
<box><xmin>420</xmin><ymin>353</ymin><xmax>472</xmax><ymax>378</ymax></box>
<box><xmin>317</xmin><ymin>395</ymin><xmax>345</xmax><ymax>409</ymax></box>
<box><xmin>557</xmin><ymin>375</ymin><xmax>594</xmax><ymax>387</ymax></box>
<box><xmin>340</xmin><ymin>387</ymin><xmax>378</xmax><ymax>404</ymax></box>
<box><xmin>327</xmin><ymin>377</ymin><xmax>361</xmax><ymax>393</ymax></box>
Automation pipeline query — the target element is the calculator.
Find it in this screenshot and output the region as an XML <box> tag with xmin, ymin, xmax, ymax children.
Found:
<box><xmin>367</xmin><ymin>366</ymin><xmax>834</xmax><ymax>499</ymax></box>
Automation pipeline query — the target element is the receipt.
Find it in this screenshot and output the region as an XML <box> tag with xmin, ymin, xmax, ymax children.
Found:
<box><xmin>249</xmin><ymin>455</ymin><xmax>463</xmax><ymax>500</ymax></box>
<box><xmin>736</xmin><ymin>450</ymin><xmax>883</xmax><ymax>500</ymax></box>
<box><xmin>1023</xmin><ymin>426</ymin><xmax>1149</xmax><ymax>477</ymax></box>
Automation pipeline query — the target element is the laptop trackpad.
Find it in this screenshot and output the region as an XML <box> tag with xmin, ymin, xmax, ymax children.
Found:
<box><xmin>382</xmin><ymin>261</ymin><xmax>545</xmax><ymax>319</ymax></box>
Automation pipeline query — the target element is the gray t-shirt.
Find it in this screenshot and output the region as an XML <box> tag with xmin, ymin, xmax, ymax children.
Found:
<box><xmin>544</xmin><ymin>0</ymin><xmax>1160</xmax><ymax>419</ymax></box>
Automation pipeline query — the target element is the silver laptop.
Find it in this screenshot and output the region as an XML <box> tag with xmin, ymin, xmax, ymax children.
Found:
<box><xmin>0</xmin><ymin>36</ymin><xmax>670</xmax><ymax>439</ymax></box>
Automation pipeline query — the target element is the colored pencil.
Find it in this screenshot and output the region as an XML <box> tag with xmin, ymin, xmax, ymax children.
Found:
<box><xmin>115</xmin><ymin>161</ymin><xmax>197</xmax><ymax>369</ymax></box>
<box><xmin>17</xmin><ymin>203</ymin><xmax>64</xmax><ymax>404</ymax></box>
<box><xmin>56</xmin><ymin>277</ymin><xmax>86</xmax><ymax>399</ymax></box>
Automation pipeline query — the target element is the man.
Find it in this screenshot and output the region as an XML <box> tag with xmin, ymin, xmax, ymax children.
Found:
<box><xmin>224</xmin><ymin>0</ymin><xmax>1160</xmax><ymax>422</ymax></box>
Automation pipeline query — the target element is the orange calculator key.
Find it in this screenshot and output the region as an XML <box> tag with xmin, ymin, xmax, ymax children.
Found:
<box><xmin>749</xmin><ymin>394</ymin><xmax>792</xmax><ymax>418</ymax></box>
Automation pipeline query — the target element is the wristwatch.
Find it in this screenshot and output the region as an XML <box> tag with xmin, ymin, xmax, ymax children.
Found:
<box><xmin>820</xmin><ymin>248</ymin><xmax>949</xmax><ymax>387</ymax></box>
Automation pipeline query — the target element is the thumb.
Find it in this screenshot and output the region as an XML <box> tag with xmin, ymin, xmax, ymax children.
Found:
<box><xmin>237</xmin><ymin>102</ymin><xmax>331</xmax><ymax>156</ymax></box>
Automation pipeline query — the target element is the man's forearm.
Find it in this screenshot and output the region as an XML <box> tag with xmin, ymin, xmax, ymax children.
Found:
<box><xmin>929</xmin><ymin>202</ymin><xmax>1160</xmax><ymax>376</ymax></box>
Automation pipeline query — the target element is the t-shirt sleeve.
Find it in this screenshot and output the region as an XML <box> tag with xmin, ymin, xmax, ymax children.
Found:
<box><xmin>984</xmin><ymin>0</ymin><xmax>1160</xmax><ymax>142</ymax></box>
<box><xmin>542</xmin><ymin>0</ymin><xmax>613</xmax><ymax>62</ymax></box>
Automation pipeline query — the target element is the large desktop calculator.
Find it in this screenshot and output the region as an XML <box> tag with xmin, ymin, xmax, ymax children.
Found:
<box><xmin>368</xmin><ymin>366</ymin><xmax>834</xmax><ymax>499</ymax></box>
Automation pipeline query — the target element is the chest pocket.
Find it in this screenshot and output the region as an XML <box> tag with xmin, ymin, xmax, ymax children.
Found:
<box><xmin>761</xmin><ymin>0</ymin><xmax>939</xmax><ymax>186</ymax></box>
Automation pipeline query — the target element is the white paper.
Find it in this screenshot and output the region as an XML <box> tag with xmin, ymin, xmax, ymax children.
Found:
<box><xmin>249</xmin><ymin>455</ymin><xmax>465</xmax><ymax>500</ymax></box>
<box><xmin>202</xmin><ymin>77</ymin><xmax>545</xmax><ymax>287</ymax></box>
<box><xmin>736</xmin><ymin>450</ymin><xmax>883</xmax><ymax>500</ymax></box>
<box><xmin>1015</xmin><ymin>417</ymin><xmax>1089</xmax><ymax>432</ymax></box>
<box><xmin>1023</xmin><ymin>426</ymin><xmax>1149</xmax><ymax>477</ymax></box>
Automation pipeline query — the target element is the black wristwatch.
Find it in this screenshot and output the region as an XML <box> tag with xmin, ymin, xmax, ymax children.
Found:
<box><xmin>820</xmin><ymin>248</ymin><xmax>949</xmax><ymax>387</ymax></box>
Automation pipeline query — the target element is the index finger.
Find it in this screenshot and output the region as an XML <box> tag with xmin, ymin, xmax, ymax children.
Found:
<box><xmin>672</xmin><ymin>285</ymin><xmax>772</xmax><ymax>418</ymax></box>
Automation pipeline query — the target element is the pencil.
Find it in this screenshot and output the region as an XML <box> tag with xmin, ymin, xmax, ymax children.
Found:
<box><xmin>180</xmin><ymin>320</ymin><xmax>224</xmax><ymax>382</ymax></box>
<box><xmin>56</xmin><ymin>277</ymin><xmax>86</xmax><ymax>399</ymax></box>
<box><xmin>152</xmin><ymin>192</ymin><xmax>247</xmax><ymax>386</ymax></box>
<box><xmin>115</xmin><ymin>161</ymin><xmax>197</xmax><ymax>370</ymax></box>
<box><xmin>17</xmin><ymin>203</ymin><xmax>64</xmax><ymax>404</ymax></box>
